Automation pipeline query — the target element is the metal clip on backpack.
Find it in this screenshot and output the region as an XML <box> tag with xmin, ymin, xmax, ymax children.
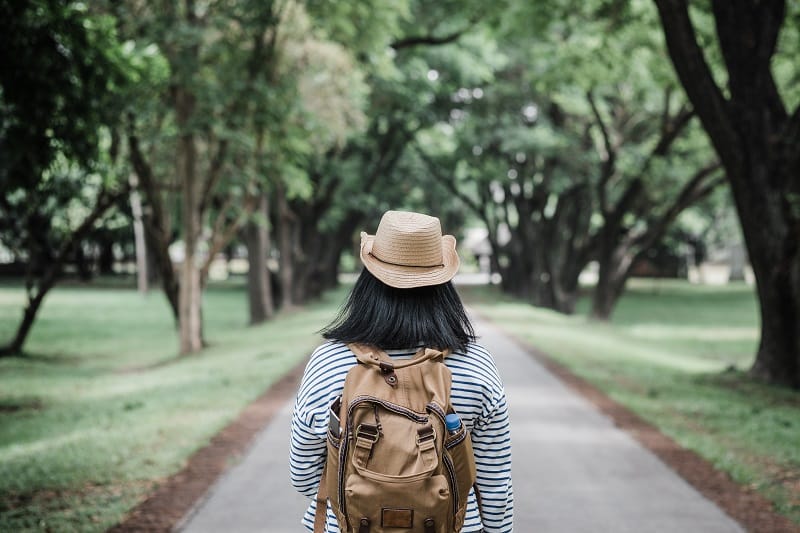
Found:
<box><xmin>314</xmin><ymin>343</ymin><xmax>478</xmax><ymax>533</ymax></box>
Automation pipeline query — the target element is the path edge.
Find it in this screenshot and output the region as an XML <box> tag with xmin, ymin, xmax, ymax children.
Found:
<box><xmin>107</xmin><ymin>358</ymin><xmax>307</xmax><ymax>533</ymax></box>
<box><xmin>472</xmin><ymin>309</ymin><xmax>799</xmax><ymax>533</ymax></box>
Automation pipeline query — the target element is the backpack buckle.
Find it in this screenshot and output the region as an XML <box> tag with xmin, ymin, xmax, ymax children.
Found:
<box><xmin>354</xmin><ymin>424</ymin><xmax>380</xmax><ymax>467</ymax></box>
<box><xmin>416</xmin><ymin>425</ymin><xmax>436</xmax><ymax>445</ymax></box>
<box><xmin>356</xmin><ymin>423</ymin><xmax>379</xmax><ymax>442</ymax></box>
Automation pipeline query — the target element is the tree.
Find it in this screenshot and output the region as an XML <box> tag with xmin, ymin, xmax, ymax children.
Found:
<box><xmin>525</xmin><ymin>2</ymin><xmax>724</xmax><ymax>319</ymax></box>
<box><xmin>268</xmin><ymin>14</ymin><xmax>370</xmax><ymax>309</ymax></box>
<box><xmin>0</xmin><ymin>1</ymin><xmax>135</xmax><ymax>355</ymax></box>
<box><xmin>584</xmin><ymin>87</ymin><xmax>723</xmax><ymax>319</ymax></box>
<box><xmin>271</xmin><ymin>0</ymin><xmax>494</xmax><ymax>306</ymax></box>
<box><xmin>118</xmin><ymin>0</ymin><xmax>297</xmax><ymax>352</ymax></box>
<box><xmin>418</xmin><ymin>12</ymin><xmax>722</xmax><ymax>317</ymax></box>
<box><xmin>653</xmin><ymin>0</ymin><xmax>800</xmax><ymax>387</ymax></box>
<box><xmin>117</xmin><ymin>0</ymin><xmax>377</xmax><ymax>338</ymax></box>
<box><xmin>417</xmin><ymin>65</ymin><xmax>597</xmax><ymax>313</ymax></box>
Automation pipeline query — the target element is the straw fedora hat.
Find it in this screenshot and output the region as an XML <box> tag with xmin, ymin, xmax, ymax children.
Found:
<box><xmin>360</xmin><ymin>211</ymin><xmax>460</xmax><ymax>289</ymax></box>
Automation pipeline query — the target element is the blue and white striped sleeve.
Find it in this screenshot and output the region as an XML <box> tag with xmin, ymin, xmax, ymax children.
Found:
<box><xmin>289</xmin><ymin>410</ymin><xmax>326</xmax><ymax>497</ymax></box>
<box><xmin>471</xmin><ymin>386</ymin><xmax>514</xmax><ymax>532</ymax></box>
<box><xmin>289</xmin><ymin>343</ymin><xmax>337</xmax><ymax>497</ymax></box>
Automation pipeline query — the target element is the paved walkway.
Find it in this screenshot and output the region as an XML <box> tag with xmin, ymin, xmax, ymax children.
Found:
<box><xmin>178</xmin><ymin>315</ymin><xmax>743</xmax><ymax>533</ymax></box>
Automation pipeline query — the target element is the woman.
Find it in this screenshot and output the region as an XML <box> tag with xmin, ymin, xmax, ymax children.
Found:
<box><xmin>290</xmin><ymin>210</ymin><xmax>513</xmax><ymax>532</ymax></box>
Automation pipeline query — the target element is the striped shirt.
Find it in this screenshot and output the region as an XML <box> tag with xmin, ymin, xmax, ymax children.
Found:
<box><xmin>289</xmin><ymin>341</ymin><xmax>514</xmax><ymax>532</ymax></box>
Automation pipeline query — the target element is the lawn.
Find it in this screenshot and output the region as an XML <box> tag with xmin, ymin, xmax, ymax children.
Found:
<box><xmin>3</xmin><ymin>279</ymin><xmax>798</xmax><ymax>529</ymax></box>
<box><xmin>0</xmin><ymin>280</ymin><xmax>344</xmax><ymax>532</ymax></box>
<box><xmin>462</xmin><ymin>279</ymin><xmax>800</xmax><ymax>525</ymax></box>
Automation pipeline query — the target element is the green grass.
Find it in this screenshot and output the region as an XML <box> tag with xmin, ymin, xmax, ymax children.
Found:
<box><xmin>0</xmin><ymin>281</ymin><xmax>344</xmax><ymax>532</ymax></box>
<box><xmin>462</xmin><ymin>279</ymin><xmax>800</xmax><ymax>525</ymax></box>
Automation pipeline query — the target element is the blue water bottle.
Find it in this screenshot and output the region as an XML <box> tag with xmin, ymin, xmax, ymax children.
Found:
<box><xmin>445</xmin><ymin>413</ymin><xmax>462</xmax><ymax>435</ymax></box>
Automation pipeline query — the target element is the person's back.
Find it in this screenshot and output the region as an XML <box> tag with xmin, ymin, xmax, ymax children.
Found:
<box><xmin>289</xmin><ymin>211</ymin><xmax>514</xmax><ymax>532</ymax></box>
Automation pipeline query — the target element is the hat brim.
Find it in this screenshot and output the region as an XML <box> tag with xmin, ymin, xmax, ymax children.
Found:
<box><xmin>360</xmin><ymin>234</ymin><xmax>460</xmax><ymax>289</ymax></box>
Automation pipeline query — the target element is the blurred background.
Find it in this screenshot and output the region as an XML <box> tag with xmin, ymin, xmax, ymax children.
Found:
<box><xmin>1</xmin><ymin>0</ymin><xmax>798</xmax><ymax>531</ymax></box>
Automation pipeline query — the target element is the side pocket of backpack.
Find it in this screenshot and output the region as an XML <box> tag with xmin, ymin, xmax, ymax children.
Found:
<box><xmin>325</xmin><ymin>400</ymin><xmax>344</xmax><ymax>525</ymax></box>
<box><xmin>444</xmin><ymin>425</ymin><xmax>477</xmax><ymax>531</ymax></box>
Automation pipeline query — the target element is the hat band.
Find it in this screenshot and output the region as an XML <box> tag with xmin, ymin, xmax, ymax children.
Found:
<box><xmin>362</xmin><ymin>236</ymin><xmax>445</xmax><ymax>268</ymax></box>
<box><xmin>368</xmin><ymin>252</ymin><xmax>444</xmax><ymax>269</ymax></box>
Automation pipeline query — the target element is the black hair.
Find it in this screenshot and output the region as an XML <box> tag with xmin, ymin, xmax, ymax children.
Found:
<box><xmin>321</xmin><ymin>269</ymin><xmax>476</xmax><ymax>351</ymax></box>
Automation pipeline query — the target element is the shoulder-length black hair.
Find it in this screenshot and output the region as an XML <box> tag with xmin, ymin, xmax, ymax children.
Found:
<box><xmin>321</xmin><ymin>269</ymin><xmax>476</xmax><ymax>351</ymax></box>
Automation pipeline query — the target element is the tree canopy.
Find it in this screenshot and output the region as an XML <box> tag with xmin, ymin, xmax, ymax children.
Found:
<box><xmin>1</xmin><ymin>0</ymin><xmax>797</xmax><ymax>386</ymax></box>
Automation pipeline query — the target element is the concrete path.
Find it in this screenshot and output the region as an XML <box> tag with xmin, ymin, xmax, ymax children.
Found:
<box><xmin>178</xmin><ymin>315</ymin><xmax>744</xmax><ymax>533</ymax></box>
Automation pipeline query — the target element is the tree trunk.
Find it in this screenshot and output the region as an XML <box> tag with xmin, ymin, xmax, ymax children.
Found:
<box><xmin>319</xmin><ymin>229</ymin><xmax>351</xmax><ymax>292</ymax></box>
<box><xmin>0</xmin><ymin>287</ymin><xmax>48</xmax><ymax>356</ymax></box>
<box><xmin>145</xmin><ymin>234</ymin><xmax>161</xmax><ymax>285</ymax></box>
<box><xmin>275</xmin><ymin>186</ymin><xmax>295</xmax><ymax>309</ymax></box>
<box><xmin>75</xmin><ymin>243</ymin><xmax>93</xmax><ymax>281</ymax></box>
<box><xmin>297</xmin><ymin>236</ymin><xmax>326</xmax><ymax>300</ymax></box>
<box><xmin>127</xmin><ymin>133</ymin><xmax>179</xmax><ymax>322</ymax></box>
<box><xmin>654</xmin><ymin>0</ymin><xmax>800</xmax><ymax>386</ymax></box>
<box><xmin>177</xmin><ymin>88</ymin><xmax>203</xmax><ymax>355</ymax></box>
<box><xmin>152</xmin><ymin>229</ymin><xmax>179</xmax><ymax>322</ymax></box>
<box><xmin>591</xmin><ymin>255</ymin><xmax>630</xmax><ymax>320</ymax></box>
<box><xmin>129</xmin><ymin>176</ymin><xmax>149</xmax><ymax>293</ymax></box>
<box><xmin>244</xmin><ymin>193</ymin><xmax>274</xmax><ymax>324</ymax></box>
<box><xmin>591</xmin><ymin>231</ymin><xmax>635</xmax><ymax>320</ymax></box>
<box><xmin>551</xmin><ymin>260</ymin><xmax>584</xmax><ymax>314</ymax></box>
<box><xmin>98</xmin><ymin>234</ymin><xmax>115</xmax><ymax>275</ymax></box>
<box><xmin>290</xmin><ymin>217</ymin><xmax>308</xmax><ymax>305</ymax></box>
<box><xmin>749</xmin><ymin>258</ymin><xmax>800</xmax><ymax>386</ymax></box>
<box><xmin>734</xmin><ymin>163</ymin><xmax>799</xmax><ymax>387</ymax></box>
<box><xmin>300</xmin><ymin>211</ymin><xmax>362</xmax><ymax>299</ymax></box>
<box><xmin>0</xmin><ymin>187</ymin><xmax>124</xmax><ymax>356</ymax></box>
<box><xmin>552</xmin><ymin>183</ymin><xmax>594</xmax><ymax>315</ymax></box>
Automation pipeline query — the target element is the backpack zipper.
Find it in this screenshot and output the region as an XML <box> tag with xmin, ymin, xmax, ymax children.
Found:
<box><xmin>337</xmin><ymin>424</ymin><xmax>352</xmax><ymax>531</ymax></box>
<box><xmin>442</xmin><ymin>452</ymin><xmax>459</xmax><ymax>519</ymax></box>
<box><xmin>431</xmin><ymin>402</ymin><xmax>465</xmax><ymax>520</ymax></box>
<box><xmin>348</xmin><ymin>395</ymin><xmax>430</xmax><ymax>424</ymax></box>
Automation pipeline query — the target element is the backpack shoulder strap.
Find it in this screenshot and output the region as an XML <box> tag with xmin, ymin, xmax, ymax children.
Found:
<box><xmin>313</xmin><ymin>462</ymin><xmax>328</xmax><ymax>533</ymax></box>
<box><xmin>348</xmin><ymin>343</ymin><xmax>450</xmax><ymax>369</ymax></box>
<box><xmin>348</xmin><ymin>342</ymin><xmax>383</xmax><ymax>365</ymax></box>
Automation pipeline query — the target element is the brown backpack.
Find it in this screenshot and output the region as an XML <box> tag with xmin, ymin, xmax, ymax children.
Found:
<box><xmin>314</xmin><ymin>343</ymin><xmax>478</xmax><ymax>533</ymax></box>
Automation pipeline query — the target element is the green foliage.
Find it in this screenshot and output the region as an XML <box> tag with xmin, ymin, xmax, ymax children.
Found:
<box><xmin>774</xmin><ymin>1</ymin><xmax>800</xmax><ymax>110</ymax></box>
<box><xmin>294</xmin><ymin>15</ymin><xmax>505</xmax><ymax>239</ymax></box>
<box><xmin>0</xmin><ymin>1</ymin><xmax>138</xmax><ymax>279</ymax></box>
<box><xmin>407</xmin><ymin>0</ymin><xmax>723</xmax><ymax>315</ymax></box>
<box><xmin>0</xmin><ymin>282</ymin><xmax>345</xmax><ymax>531</ymax></box>
<box><xmin>0</xmin><ymin>1</ymin><xmax>133</xmax><ymax>185</ymax></box>
<box><xmin>305</xmin><ymin>0</ymin><xmax>410</xmax><ymax>53</ymax></box>
<box><xmin>273</xmin><ymin>1</ymin><xmax>370</xmax><ymax>197</ymax></box>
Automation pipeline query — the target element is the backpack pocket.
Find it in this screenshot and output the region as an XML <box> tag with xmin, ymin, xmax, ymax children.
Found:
<box><xmin>344</xmin><ymin>473</ymin><xmax>451</xmax><ymax>532</ymax></box>
<box><xmin>325</xmin><ymin>401</ymin><xmax>345</xmax><ymax>525</ymax></box>
<box><xmin>444</xmin><ymin>425</ymin><xmax>477</xmax><ymax>531</ymax></box>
